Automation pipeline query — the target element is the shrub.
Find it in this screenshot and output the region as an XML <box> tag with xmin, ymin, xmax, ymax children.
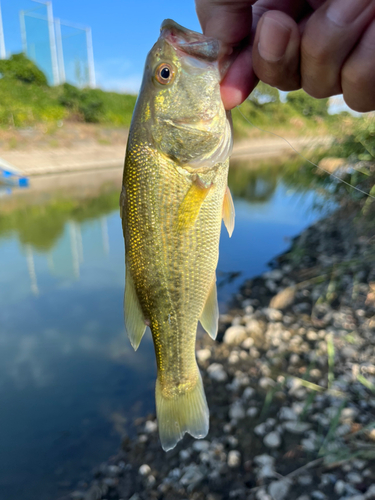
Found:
<box><xmin>0</xmin><ymin>53</ymin><xmax>48</xmax><ymax>86</ymax></box>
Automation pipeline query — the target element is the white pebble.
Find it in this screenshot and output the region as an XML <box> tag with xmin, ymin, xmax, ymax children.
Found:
<box><xmin>242</xmin><ymin>386</ymin><xmax>256</xmax><ymax>399</ymax></box>
<box><xmin>347</xmin><ymin>472</ymin><xmax>363</xmax><ymax>484</ymax></box>
<box><xmin>340</xmin><ymin>407</ymin><xmax>358</xmax><ymax>422</ymax></box>
<box><xmin>283</xmin><ymin>421</ymin><xmax>311</xmax><ymax>434</ymax></box>
<box><xmin>242</xmin><ymin>337</ymin><xmax>255</xmax><ymax>349</ymax></box>
<box><xmin>192</xmin><ymin>440</ymin><xmax>210</xmax><ymax>452</ymax></box>
<box><xmin>264</xmin><ymin>308</ymin><xmax>283</xmax><ymax>322</ymax></box>
<box><xmin>228</xmin><ymin>353</ymin><xmax>240</xmax><ymax>364</ymax></box>
<box><xmin>264</xmin><ymin>269</ymin><xmax>283</xmax><ymax>281</ymax></box>
<box><xmin>256</xmin><ymin>488</ymin><xmax>272</xmax><ymax>500</ymax></box>
<box><xmin>301</xmin><ymin>438</ymin><xmax>316</xmax><ymax>452</ymax></box>
<box><xmin>139</xmin><ymin>464</ymin><xmax>151</xmax><ymax>476</ymax></box>
<box><xmin>229</xmin><ymin>401</ymin><xmax>246</xmax><ymax>420</ymax></box>
<box><xmin>334</xmin><ymin>480</ymin><xmax>346</xmax><ymax>496</ymax></box>
<box><xmin>207</xmin><ymin>363</ymin><xmax>228</xmax><ymax>382</ymax></box>
<box><xmin>147</xmin><ymin>475</ymin><xmax>156</xmax><ymax>486</ymax></box>
<box><xmin>290</xmin><ymin>354</ymin><xmax>300</xmax><ymax>365</ymax></box>
<box><xmin>223</xmin><ymin>325</ymin><xmax>247</xmax><ymax>345</ymax></box>
<box><xmin>144</xmin><ymin>420</ymin><xmax>157</xmax><ymax>433</ymax></box>
<box><xmin>227</xmin><ymin>450</ymin><xmax>241</xmax><ymax>468</ymax></box>
<box><xmin>247</xmin><ymin>407</ymin><xmax>259</xmax><ymax>418</ymax></box>
<box><xmin>263</xmin><ymin>431</ymin><xmax>281</xmax><ymax>449</ymax></box>
<box><xmin>364</xmin><ymin>484</ymin><xmax>375</xmax><ymax>498</ymax></box>
<box><xmin>306</xmin><ymin>330</ymin><xmax>318</xmax><ymax>341</ymax></box>
<box><xmin>268</xmin><ymin>479</ymin><xmax>291</xmax><ymax>500</ymax></box>
<box><xmin>179</xmin><ymin>449</ymin><xmax>191</xmax><ymax>460</ymax></box>
<box><xmin>254</xmin><ymin>454</ymin><xmax>275</xmax><ymax>466</ymax></box>
<box><xmin>196</xmin><ymin>348</ymin><xmax>211</xmax><ymax>363</ymax></box>
<box><xmin>278</xmin><ymin>407</ymin><xmax>298</xmax><ymax>421</ymax></box>
<box><xmin>254</xmin><ymin>423</ymin><xmax>268</xmax><ymax>437</ymax></box>
<box><xmin>259</xmin><ymin>377</ymin><xmax>276</xmax><ymax>390</ymax></box>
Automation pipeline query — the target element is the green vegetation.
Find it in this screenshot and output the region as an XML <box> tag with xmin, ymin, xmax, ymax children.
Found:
<box><xmin>331</xmin><ymin>114</ymin><xmax>375</xmax><ymax>162</ymax></box>
<box><xmin>0</xmin><ymin>53</ymin><xmax>48</xmax><ymax>86</ymax></box>
<box><xmin>286</xmin><ymin>89</ymin><xmax>329</xmax><ymax>118</ymax></box>
<box><xmin>232</xmin><ymin>83</ymin><xmax>346</xmax><ymax>138</ymax></box>
<box><xmin>0</xmin><ymin>53</ymin><xmax>136</xmax><ymax>127</ymax></box>
<box><xmin>0</xmin><ymin>189</ymin><xmax>120</xmax><ymax>251</ymax></box>
<box><xmin>58</xmin><ymin>83</ymin><xmax>137</xmax><ymax>124</ymax></box>
<box><xmin>305</xmin><ymin>115</ymin><xmax>375</xmax><ymax>214</ymax></box>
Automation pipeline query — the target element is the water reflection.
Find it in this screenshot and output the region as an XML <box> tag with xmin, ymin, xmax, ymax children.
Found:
<box><xmin>0</xmin><ymin>159</ymin><xmax>334</xmax><ymax>500</ymax></box>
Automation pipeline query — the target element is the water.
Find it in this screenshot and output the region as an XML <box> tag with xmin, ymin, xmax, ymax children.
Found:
<box><xmin>0</xmin><ymin>159</ymin><xmax>333</xmax><ymax>499</ymax></box>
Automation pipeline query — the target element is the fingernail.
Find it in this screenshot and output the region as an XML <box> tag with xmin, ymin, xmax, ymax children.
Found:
<box><xmin>327</xmin><ymin>0</ymin><xmax>372</xmax><ymax>27</ymax></box>
<box><xmin>258</xmin><ymin>16</ymin><xmax>292</xmax><ymax>62</ymax></box>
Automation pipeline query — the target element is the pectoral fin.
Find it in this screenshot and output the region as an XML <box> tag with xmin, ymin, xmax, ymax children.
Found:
<box><xmin>124</xmin><ymin>264</ymin><xmax>146</xmax><ymax>351</ymax></box>
<box><xmin>222</xmin><ymin>186</ymin><xmax>235</xmax><ymax>237</ymax></box>
<box><xmin>177</xmin><ymin>179</ymin><xmax>211</xmax><ymax>232</ymax></box>
<box><xmin>199</xmin><ymin>275</ymin><xmax>219</xmax><ymax>340</ymax></box>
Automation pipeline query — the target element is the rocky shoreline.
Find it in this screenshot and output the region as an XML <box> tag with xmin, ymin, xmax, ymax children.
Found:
<box><xmin>64</xmin><ymin>200</ymin><xmax>375</xmax><ymax>500</ymax></box>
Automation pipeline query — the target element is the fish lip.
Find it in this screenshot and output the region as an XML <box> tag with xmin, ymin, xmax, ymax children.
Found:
<box><xmin>160</xmin><ymin>18</ymin><xmax>220</xmax><ymax>62</ymax></box>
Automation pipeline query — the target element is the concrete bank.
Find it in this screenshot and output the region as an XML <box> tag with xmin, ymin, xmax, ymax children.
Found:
<box><xmin>0</xmin><ymin>136</ymin><xmax>332</xmax><ymax>177</ymax></box>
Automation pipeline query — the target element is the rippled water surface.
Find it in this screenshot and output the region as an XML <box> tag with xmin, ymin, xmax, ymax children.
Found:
<box><xmin>0</xmin><ymin>160</ymin><xmax>334</xmax><ymax>499</ymax></box>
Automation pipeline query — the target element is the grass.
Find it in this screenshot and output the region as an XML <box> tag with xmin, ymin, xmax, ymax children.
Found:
<box><xmin>0</xmin><ymin>78</ymin><xmax>137</xmax><ymax>128</ymax></box>
<box><xmin>357</xmin><ymin>374</ymin><xmax>375</xmax><ymax>394</ymax></box>
<box><xmin>288</xmin><ymin>329</ymin><xmax>375</xmax><ymax>466</ymax></box>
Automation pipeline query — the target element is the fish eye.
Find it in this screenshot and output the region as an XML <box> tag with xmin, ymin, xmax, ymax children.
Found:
<box><xmin>155</xmin><ymin>63</ymin><xmax>174</xmax><ymax>85</ymax></box>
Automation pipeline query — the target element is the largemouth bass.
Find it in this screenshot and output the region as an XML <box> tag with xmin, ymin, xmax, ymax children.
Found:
<box><xmin>120</xmin><ymin>19</ymin><xmax>234</xmax><ymax>451</ymax></box>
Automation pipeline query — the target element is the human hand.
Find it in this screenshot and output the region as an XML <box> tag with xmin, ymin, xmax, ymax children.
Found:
<box><xmin>196</xmin><ymin>0</ymin><xmax>375</xmax><ymax>112</ymax></box>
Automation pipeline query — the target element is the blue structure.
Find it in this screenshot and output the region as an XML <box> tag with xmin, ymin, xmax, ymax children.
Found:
<box><xmin>0</xmin><ymin>158</ymin><xmax>29</xmax><ymax>188</ymax></box>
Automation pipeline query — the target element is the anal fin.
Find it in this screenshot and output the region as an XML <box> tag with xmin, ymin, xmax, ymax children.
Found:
<box><xmin>222</xmin><ymin>186</ymin><xmax>235</xmax><ymax>237</ymax></box>
<box><xmin>199</xmin><ymin>275</ymin><xmax>219</xmax><ymax>340</ymax></box>
<box><xmin>124</xmin><ymin>264</ymin><xmax>146</xmax><ymax>351</ymax></box>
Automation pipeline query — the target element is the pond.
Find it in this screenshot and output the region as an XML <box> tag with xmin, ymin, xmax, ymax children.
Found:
<box><xmin>0</xmin><ymin>158</ymin><xmax>334</xmax><ymax>500</ymax></box>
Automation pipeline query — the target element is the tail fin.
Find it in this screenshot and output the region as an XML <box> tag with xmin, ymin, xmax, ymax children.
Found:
<box><xmin>155</xmin><ymin>370</ymin><xmax>209</xmax><ymax>451</ymax></box>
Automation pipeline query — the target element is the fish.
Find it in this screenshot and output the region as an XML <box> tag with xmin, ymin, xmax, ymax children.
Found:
<box><xmin>120</xmin><ymin>19</ymin><xmax>234</xmax><ymax>451</ymax></box>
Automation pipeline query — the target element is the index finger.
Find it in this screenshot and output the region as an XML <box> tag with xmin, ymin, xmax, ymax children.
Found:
<box><xmin>196</xmin><ymin>0</ymin><xmax>257</xmax><ymax>109</ymax></box>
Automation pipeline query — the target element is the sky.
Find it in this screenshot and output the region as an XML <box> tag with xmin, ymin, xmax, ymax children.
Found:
<box><xmin>0</xmin><ymin>0</ymin><xmax>202</xmax><ymax>93</ymax></box>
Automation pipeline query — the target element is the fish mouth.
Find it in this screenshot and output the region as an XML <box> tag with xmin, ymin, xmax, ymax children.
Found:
<box><xmin>160</xmin><ymin>19</ymin><xmax>220</xmax><ymax>62</ymax></box>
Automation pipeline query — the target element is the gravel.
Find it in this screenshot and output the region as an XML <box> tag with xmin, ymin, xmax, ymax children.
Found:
<box><xmin>64</xmin><ymin>199</ymin><xmax>375</xmax><ymax>500</ymax></box>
